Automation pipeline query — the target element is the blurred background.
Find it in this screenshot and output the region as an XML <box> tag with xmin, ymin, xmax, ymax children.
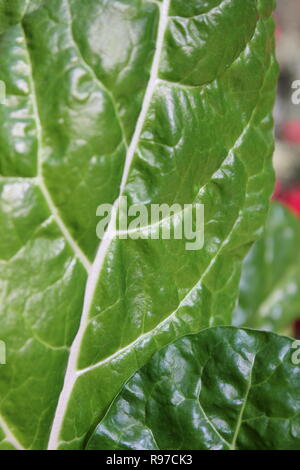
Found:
<box><xmin>273</xmin><ymin>0</ymin><xmax>300</xmax><ymax>337</ymax></box>
<box><xmin>274</xmin><ymin>1</ymin><xmax>300</xmax><ymax>190</ymax></box>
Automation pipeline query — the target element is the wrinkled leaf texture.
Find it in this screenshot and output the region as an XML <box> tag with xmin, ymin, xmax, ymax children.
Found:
<box><xmin>0</xmin><ymin>0</ymin><xmax>277</xmax><ymax>449</ymax></box>
<box><xmin>88</xmin><ymin>327</ymin><xmax>300</xmax><ymax>450</ymax></box>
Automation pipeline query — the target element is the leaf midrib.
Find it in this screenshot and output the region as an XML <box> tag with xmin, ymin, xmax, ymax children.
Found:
<box><xmin>47</xmin><ymin>0</ymin><xmax>171</xmax><ymax>450</ymax></box>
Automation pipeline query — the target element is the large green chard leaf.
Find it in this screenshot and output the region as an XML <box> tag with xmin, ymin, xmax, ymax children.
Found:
<box><xmin>0</xmin><ymin>0</ymin><xmax>277</xmax><ymax>450</ymax></box>
<box><xmin>234</xmin><ymin>202</ymin><xmax>300</xmax><ymax>333</ymax></box>
<box><xmin>88</xmin><ymin>327</ymin><xmax>300</xmax><ymax>450</ymax></box>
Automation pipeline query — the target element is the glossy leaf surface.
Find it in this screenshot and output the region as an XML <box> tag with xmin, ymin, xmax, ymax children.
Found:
<box><xmin>0</xmin><ymin>0</ymin><xmax>277</xmax><ymax>449</ymax></box>
<box><xmin>88</xmin><ymin>327</ymin><xmax>300</xmax><ymax>450</ymax></box>
<box><xmin>234</xmin><ymin>203</ymin><xmax>300</xmax><ymax>332</ymax></box>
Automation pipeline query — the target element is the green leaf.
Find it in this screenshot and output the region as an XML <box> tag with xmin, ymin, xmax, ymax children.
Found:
<box><xmin>87</xmin><ymin>327</ymin><xmax>300</xmax><ymax>450</ymax></box>
<box><xmin>0</xmin><ymin>0</ymin><xmax>277</xmax><ymax>449</ymax></box>
<box><xmin>0</xmin><ymin>422</ymin><xmax>19</xmax><ymax>450</ymax></box>
<box><xmin>0</xmin><ymin>0</ymin><xmax>29</xmax><ymax>33</ymax></box>
<box><xmin>234</xmin><ymin>202</ymin><xmax>300</xmax><ymax>333</ymax></box>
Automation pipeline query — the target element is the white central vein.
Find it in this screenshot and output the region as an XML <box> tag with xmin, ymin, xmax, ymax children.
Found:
<box><xmin>47</xmin><ymin>0</ymin><xmax>170</xmax><ymax>450</ymax></box>
<box><xmin>0</xmin><ymin>415</ymin><xmax>24</xmax><ymax>450</ymax></box>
